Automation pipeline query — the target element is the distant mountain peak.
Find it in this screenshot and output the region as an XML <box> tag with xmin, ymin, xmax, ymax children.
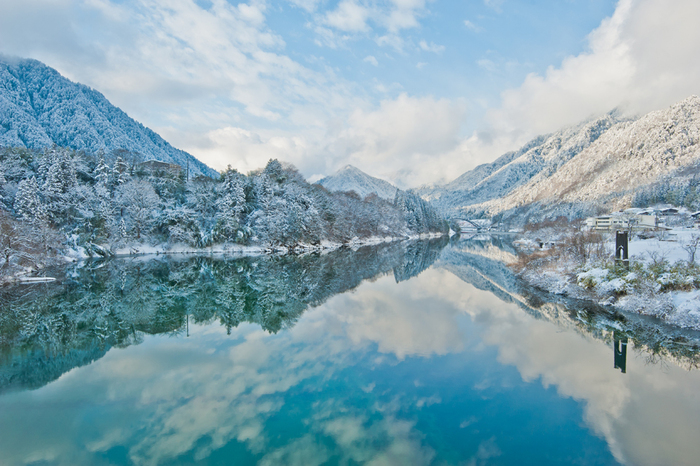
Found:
<box><xmin>317</xmin><ymin>165</ymin><xmax>398</xmax><ymax>200</ymax></box>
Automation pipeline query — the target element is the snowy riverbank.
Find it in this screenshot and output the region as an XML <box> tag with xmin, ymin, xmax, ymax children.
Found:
<box><xmin>2</xmin><ymin>233</ymin><xmax>445</xmax><ymax>284</ymax></box>
<box><xmin>514</xmin><ymin>227</ymin><xmax>700</xmax><ymax>330</ymax></box>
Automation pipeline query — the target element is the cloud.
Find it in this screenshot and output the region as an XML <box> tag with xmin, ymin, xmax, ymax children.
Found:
<box><xmin>319</xmin><ymin>93</ymin><xmax>467</xmax><ymax>187</ymax></box>
<box><xmin>483</xmin><ymin>0</ymin><xmax>504</xmax><ymax>13</ymax></box>
<box><xmin>288</xmin><ymin>0</ymin><xmax>323</xmax><ymax>13</ymax></box>
<box><xmin>315</xmin><ymin>0</ymin><xmax>429</xmax><ymax>44</ymax></box>
<box><xmin>419</xmin><ymin>40</ymin><xmax>445</xmax><ymax>54</ymax></box>
<box><xmin>464</xmin><ymin>19</ymin><xmax>483</xmax><ymax>33</ymax></box>
<box><xmin>363</xmin><ymin>55</ymin><xmax>379</xmax><ymax>66</ymax></box>
<box><xmin>475</xmin><ymin>0</ymin><xmax>700</xmax><ymax>154</ymax></box>
<box><xmin>323</xmin><ymin>0</ymin><xmax>370</xmax><ymax>32</ymax></box>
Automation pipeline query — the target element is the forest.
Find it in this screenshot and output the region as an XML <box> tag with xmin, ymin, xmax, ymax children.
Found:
<box><xmin>0</xmin><ymin>146</ymin><xmax>447</xmax><ymax>275</ymax></box>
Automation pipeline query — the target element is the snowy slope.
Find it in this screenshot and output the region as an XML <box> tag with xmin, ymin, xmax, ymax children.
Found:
<box><xmin>477</xmin><ymin>95</ymin><xmax>700</xmax><ymax>215</ymax></box>
<box><xmin>421</xmin><ymin>113</ymin><xmax>621</xmax><ymax>212</ymax></box>
<box><xmin>0</xmin><ymin>56</ymin><xmax>218</xmax><ymax>178</ymax></box>
<box><xmin>317</xmin><ymin>165</ymin><xmax>398</xmax><ymax>200</ymax></box>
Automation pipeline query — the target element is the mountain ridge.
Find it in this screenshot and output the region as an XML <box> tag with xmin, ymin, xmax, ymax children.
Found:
<box><xmin>420</xmin><ymin>95</ymin><xmax>700</xmax><ymax>224</ymax></box>
<box><xmin>0</xmin><ymin>56</ymin><xmax>218</xmax><ymax>178</ymax></box>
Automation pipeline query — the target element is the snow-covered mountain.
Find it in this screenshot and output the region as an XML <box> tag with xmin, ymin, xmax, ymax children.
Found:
<box><xmin>317</xmin><ymin>165</ymin><xmax>398</xmax><ymax>200</ymax></box>
<box><xmin>483</xmin><ymin>96</ymin><xmax>700</xmax><ymax>218</ymax></box>
<box><xmin>0</xmin><ymin>56</ymin><xmax>218</xmax><ymax>178</ymax></box>
<box><xmin>419</xmin><ymin>112</ymin><xmax>622</xmax><ymax>212</ymax></box>
<box><xmin>424</xmin><ymin>95</ymin><xmax>700</xmax><ymax>222</ymax></box>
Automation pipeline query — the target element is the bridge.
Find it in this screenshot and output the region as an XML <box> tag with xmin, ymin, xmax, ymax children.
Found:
<box><xmin>455</xmin><ymin>218</ymin><xmax>492</xmax><ymax>232</ymax></box>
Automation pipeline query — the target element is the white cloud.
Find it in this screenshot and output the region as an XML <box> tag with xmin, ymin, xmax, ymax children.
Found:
<box><xmin>418</xmin><ymin>40</ymin><xmax>444</xmax><ymax>54</ymax></box>
<box><xmin>483</xmin><ymin>0</ymin><xmax>504</xmax><ymax>13</ymax></box>
<box><xmin>363</xmin><ymin>55</ymin><xmax>379</xmax><ymax>66</ymax></box>
<box><xmin>319</xmin><ymin>93</ymin><xmax>467</xmax><ymax>187</ymax></box>
<box><xmin>459</xmin><ymin>0</ymin><xmax>700</xmax><ymax>179</ymax></box>
<box><xmin>287</xmin><ymin>0</ymin><xmax>323</xmax><ymax>13</ymax></box>
<box><xmin>464</xmin><ymin>19</ymin><xmax>483</xmax><ymax>32</ymax></box>
<box><xmin>315</xmin><ymin>0</ymin><xmax>428</xmax><ymax>46</ymax></box>
<box><xmin>323</xmin><ymin>0</ymin><xmax>370</xmax><ymax>32</ymax></box>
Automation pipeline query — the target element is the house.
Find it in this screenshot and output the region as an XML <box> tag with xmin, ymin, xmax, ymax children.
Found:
<box><xmin>137</xmin><ymin>160</ymin><xmax>183</xmax><ymax>177</ymax></box>
<box><xmin>585</xmin><ymin>213</ymin><xmax>659</xmax><ymax>231</ymax></box>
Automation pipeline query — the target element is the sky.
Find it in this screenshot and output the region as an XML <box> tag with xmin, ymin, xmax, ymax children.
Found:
<box><xmin>1</xmin><ymin>0</ymin><xmax>700</xmax><ymax>188</ymax></box>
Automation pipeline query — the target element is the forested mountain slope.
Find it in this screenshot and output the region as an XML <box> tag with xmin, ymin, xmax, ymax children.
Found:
<box><xmin>479</xmin><ymin>95</ymin><xmax>700</xmax><ymax>221</ymax></box>
<box><xmin>418</xmin><ymin>113</ymin><xmax>621</xmax><ymax>212</ymax></box>
<box><xmin>0</xmin><ymin>56</ymin><xmax>217</xmax><ymax>178</ymax></box>
<box><xmin>317</xmin><ymin>165</ymin><xmax>398</xmax><ymax>200</ymax></box>
<box><xmin>423</xmin><ymin>95</ymin><xmax>700</xmax><ymax>224</ymax></box>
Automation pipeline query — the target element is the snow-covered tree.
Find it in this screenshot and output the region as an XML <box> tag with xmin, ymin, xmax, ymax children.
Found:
<box><xmin>14</xmin><ymin>177</ymin><xmax>47</xmax><ymax>225</ymax></box>
<box><xmin>0</xmin><ymin>166</ymin><xmax>6</xmax><ymax>205</ymax></box>
<box><xmin>214</xmin><ymin>167</ymin><xmax>247</xmax><ymax>242</ymax></box>
<box><xmin>94</xmin><ymin>156</ymin><xmax>111</xmax><ymax>189</ymax></box>
<box><xmin>112</xmin><ymin>156</ymin><xmax>130</xmax><ymax>186</ymax></box>
<box><xmin>115</xmin><ymin>180</ymin><xmax>160</xmax><ymax>240</ymax></box>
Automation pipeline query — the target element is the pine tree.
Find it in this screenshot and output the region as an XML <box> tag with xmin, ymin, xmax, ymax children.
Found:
<box><xmin>214</xmin><ymin>167</ymin><xmax>247</xmax><ymax>242</ymax></box>
<box><xmin>113</xmin><ymin>157</ymin><xmax>130</xmax><ymax>185</ymax></box>
<box><xmin>94</xmin><ymin>156</ymin><xmax>111</xmax><ymax>189</ymax></box>
<box><xmin>14</xmin><ymin>177</ymin><xmax>47</xmax><ymax>225</ymax></box>
<box><xmin>43</xmin><ymin>148</ymin><xmax>78</xmax><ymax>223</ymax></box>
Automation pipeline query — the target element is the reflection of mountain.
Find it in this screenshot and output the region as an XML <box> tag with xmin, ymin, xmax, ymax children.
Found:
<box><xmin>437</xmin><ymin>236</ymin><xmax>525</xmax><ymax>308</ymax></box>
<box><xmin>0</xmin><ymin>239</ymin><xmax>447</xmax><ymax>394</ymax></box>
<box><xmin>438</xmin><ymin>237</ymin><xmax>700</xmax><ymax>368</ymax></box>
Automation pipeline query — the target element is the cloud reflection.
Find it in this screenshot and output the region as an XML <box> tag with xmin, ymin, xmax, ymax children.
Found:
<box><xmin>0</xmin><ymin>267</ymin><xmax>700</xmax><ymax>465</ymax></box>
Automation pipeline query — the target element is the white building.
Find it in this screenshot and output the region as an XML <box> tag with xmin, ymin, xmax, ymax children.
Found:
<box><xmin>585</xmin><ymin>214</ymin><xmax>659</xmax><ymax>231</ymax></box>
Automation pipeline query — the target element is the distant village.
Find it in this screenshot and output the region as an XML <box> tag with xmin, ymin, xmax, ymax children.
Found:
<box><xmin>455</xmin><ymin>205</ymin><xmax>700</xmax><ymax>234</ymax></box>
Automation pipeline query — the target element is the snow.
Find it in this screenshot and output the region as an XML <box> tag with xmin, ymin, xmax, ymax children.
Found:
<box><xmin>518</xmin><ymin>226</ymin><xmax>700</xmax><ymax>330</ymax></box>
<box><xmin>419</xmin><ymin>112</ymin><xmax>620</xmax><ymax>212</ymax></box>
<box><xmin>317</xmin><ymin>165</ymin><xmax>398</xmax><ymax>200</ymax></box>
<box><xmin>0</xmin><ymin>57</ymin><xmax>217</xmax><ymax>178</ymax></box>
<box><xmin>471</xmin><ymin>96</ymin><xmax>700</xmax><ymax>218</ymax></box>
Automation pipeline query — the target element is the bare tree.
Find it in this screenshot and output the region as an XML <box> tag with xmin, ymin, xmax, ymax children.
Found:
<box><xmin>682</xmin><ymin>234</ymin><xmax>700</xmax><ymax>263</ymax></box>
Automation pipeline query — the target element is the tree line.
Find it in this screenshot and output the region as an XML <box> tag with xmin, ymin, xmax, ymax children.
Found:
<box><xmin>0</xmin><ymin>146</ymin><xmax>447</xmax><ymax>273</ymax></box>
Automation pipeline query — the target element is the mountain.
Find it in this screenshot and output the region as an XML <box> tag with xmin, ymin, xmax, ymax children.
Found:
<box><xmin>0</xmin><ymin>56</ymin><xmax>218</xmax><ymax>178</ymax></box>
<box><xmin>419</xmin><ymin>112</ymin><xmax>622</xmax><ymax>212</ymax></box>
<box><xmin>485</xmin><ymin>95</ymin><xmax>700</xmax><ymax>220</ymax></box>
<box><xmin>424</xmin><ymin>95</ymin><xmax>700</xmax><ymax>223</ymax></box>
<box><xmin>317</xmin><ymin>165</ymin><xmax>398</xmax><ymax>200</ymax></box>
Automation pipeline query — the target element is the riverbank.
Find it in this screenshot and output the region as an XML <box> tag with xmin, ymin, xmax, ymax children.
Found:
<box><xmin>1</xmin><ymin>233</ymin><xmax>445</xmax><ymax>284</ymax></box>
<box><xmin>512</xmin><ymin>223</ymin><xmax>700</xmax><ymax>330</ymax></box>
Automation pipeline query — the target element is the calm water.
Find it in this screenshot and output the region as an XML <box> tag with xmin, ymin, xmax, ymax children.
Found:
<box><xmin>1</xmin><ymin>238</ymin><xmax>700</xmax><ymax>466</ymax></box>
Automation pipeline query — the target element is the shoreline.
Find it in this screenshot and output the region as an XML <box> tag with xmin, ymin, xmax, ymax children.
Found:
<box><xmin>512</xmin><ymin>228</ymin><xmax>700</xmax><ymax>331</ymax></box>
<box><xmin>2</xmin><ymin>232</ymin><xmax>446</xmax><ymax>284</ymax></box>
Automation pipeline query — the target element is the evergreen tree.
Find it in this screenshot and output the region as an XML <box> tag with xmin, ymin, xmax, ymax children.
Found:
<box><xmin>112</xmin><ymin>157</ymin><xmax>130</xmax><ymax>185</ymax></box>
<box><xmin>94</xmin><ymin>156</ymin><xmax>111</xmax><ymax>190</ymax></box>
<box><xmin>14</xmin><ymin>177</ymin><xmax>48</xmax><ymax>225</ymax></box>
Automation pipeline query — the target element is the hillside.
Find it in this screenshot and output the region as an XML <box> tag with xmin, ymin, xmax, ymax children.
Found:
<box><xmin>419</xmin><ymin>113</ymin><xmax>622</xmax><ymax>213</ymax></box>
<box><xmin>481</xmin><ymin>95</ymin><xmax>700</xmax><ymax>220</ymax></box>
<box><xmin>424</xmin><ymin>95</ymin><xmax>700</xmax><ymax>224</ymax></box>
<box><xmin>317</xmin><ymin>165</ymin><xmax>398</xmax><ymax>200</ymax></box>
<box><xmin>0</xmin><ymin>56</ymin><xmax>217</xmax><ymax>178</ymax></box>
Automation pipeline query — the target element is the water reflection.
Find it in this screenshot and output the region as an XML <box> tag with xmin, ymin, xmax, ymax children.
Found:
<box><xmin>613</xmin><ymin>332</ymin><xmax>628</xmax><ymax>374</ymax></box>
<box><xmin>0</xmin><ymin>237</ymin><xmax>699</xmax><ymax>465</ymax></box>
<box><xmin>0</xmin><ymin>238</ymin><xmax>447</xmax><ymax>394</ymax></box>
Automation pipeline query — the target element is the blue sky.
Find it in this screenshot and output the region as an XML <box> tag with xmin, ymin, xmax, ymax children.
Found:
<box><xmin>2</xmin><ymin>0</ymin><xmax>700</xmax><ymax>187</ymax></box>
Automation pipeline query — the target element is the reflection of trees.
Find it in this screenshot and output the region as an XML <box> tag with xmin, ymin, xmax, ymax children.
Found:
<box><xmin>438</xmin><ymin>236</ymin><xmax>700</xmax><ymax>369</ymax></box>
<box><xmin>0</xmin><ymin>238</ymin><xmax>448</xmax><ymax>394</ymax></box>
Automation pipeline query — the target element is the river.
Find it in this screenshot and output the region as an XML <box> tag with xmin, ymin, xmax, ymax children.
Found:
<box><xmin>0</xmin><ymin>237</ymin><xmax>699</xmax><ymax>465</ymax></box>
